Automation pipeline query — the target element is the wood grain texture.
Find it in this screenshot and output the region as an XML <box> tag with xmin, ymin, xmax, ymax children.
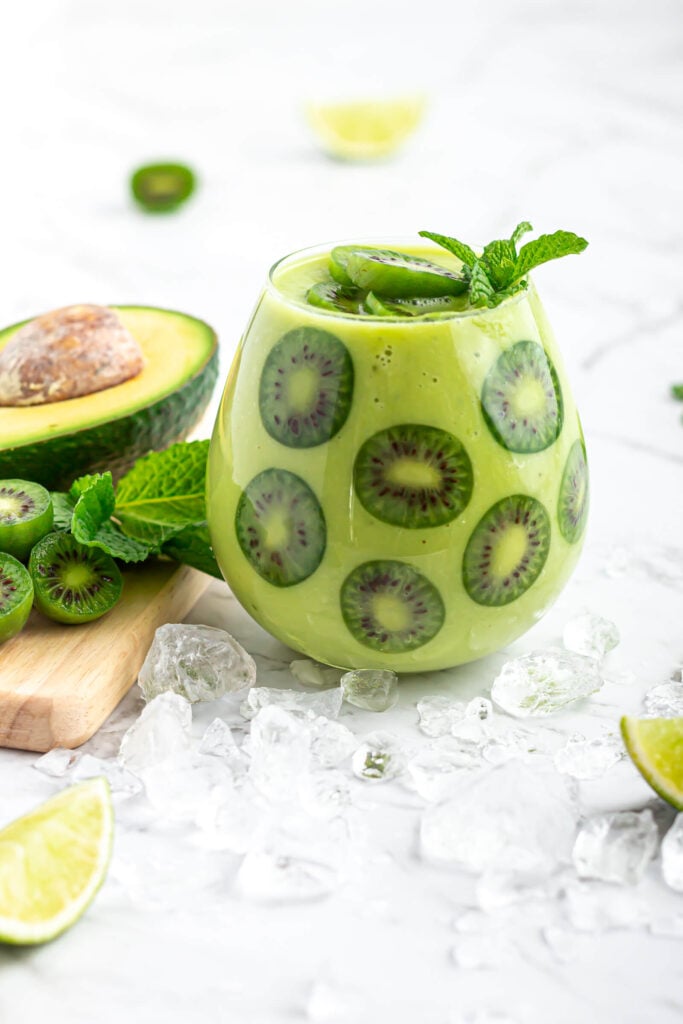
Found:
<box><xmin>0</xmin><ymin>563</ymin><xmax>209</xmax><ymax>753</ymax></box>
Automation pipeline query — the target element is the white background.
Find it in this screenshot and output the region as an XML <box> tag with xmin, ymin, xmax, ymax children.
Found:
<box><xmin>1</xmin><ymin>1</ymin><xmax>682</xmax><ymax>1022</ymax></box>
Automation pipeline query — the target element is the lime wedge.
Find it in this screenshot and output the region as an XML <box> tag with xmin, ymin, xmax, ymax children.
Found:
<box><xmin>621</xmin><ymin>716</ymin><xmax>683</xmax><ymax>811</ymax></box>
<box><xmin>306</xmin><ymin>96</ymin><xmax>425</xmax><ymax>160</ymax></box>
<box><xmin>0</xmin><ymin>778</ymin><xmax>113</xmax><ymax>945</ymax></box>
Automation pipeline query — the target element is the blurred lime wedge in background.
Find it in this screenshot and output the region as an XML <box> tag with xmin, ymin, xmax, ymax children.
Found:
<box><xmin>0</xmin><ymin>778</ymin><xmax>113</xmax><ymax>945</ymax></box>
<box><xmin>621</xmin><ymin>716</ymin><xmax>683</xmax><ymax>810</ymax></box>
<box><xmin>306</xmin><ymin>96</ymin><xmax>425</xmax><ymax>160</ymax></box>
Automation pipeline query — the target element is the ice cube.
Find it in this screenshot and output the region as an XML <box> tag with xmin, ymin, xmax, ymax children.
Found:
<box><xmin>466</xmin><ymin>697</ymin><xmax>493</xmax><ymax>721</ymax></box>
<box><xmin>242</xmin><ymin>686</ymin><xmax>343</xmax><ymax>721</ymax></box>
<box><xmin>416</xmin><ymin>695</ymin><xmax>467</xmax><ymax>737</ymax></box>
<box><xmin>143</xmin><ymin>754</ymin><xmax>234</xmax><ymax>822</ymax></box>
<box><xmin>119</xmin><ymin>692</ymin><xmax>192</xmax><ymax>772</ymax></box>
<box><xmin>307</xmin><ymin>716</ymin><xmax>357</xmax><ymax>769</ymax></box>
<box><xmin>553</xmin><ymin>732</ymin><xmax>625</xmax><ymax>780</ymax></box>
<box><xmin>33</xmin><ymin>748</ymin><xmax>81</xmax><ymax>777</ymax></box>
<box><xmin>562</xmin><ymin>613</ymin><xmax>620</xmax><ymax>661</ymax></box>
<box><xmin>404</xmin><ymin>737</ymin><xmax>480</xmax><ymax>802</ymax></box>
<box><xmin>137</xmin><ymin>623</ymin><xmax>256</xmax><ymax>703</ymax></box>
<box><xmin>643</xmin><ymin>681</ymin><xmax>683</xmax><ymax>718</ymax></box>
<box><xmin>351</xmin><ymin>731</ymin><xmax>405</xmax><ymax>781</ymax></box>
<box><xmin>340</xmin><ymin>669</ymin><xmax>398</xmax><ymax>712</ymax></box>
<box><xmin>72</xmin><ymin>754</ymin><xmax>143</xmax><ymax>797</ymax></box>
<box><xmin>421</xmin><ymin>761</ymin><xmax>576</xmax><ymax>876</ymax></box>
<box><xmin>661</xmin><ymin>814</ymin><xmax>683</xmax><ymax>892</ymax></box>
<box><xmin>300</xmin><ymin>770</ymin><xmax>352</xmax><ymax>820</ymax></box>
<box><xmin>491</xmin><ymin>648</ymin><xmax>603</xmax><ymax>717</ymax></box>
<box><xmin>199</xmin><ymin>717</ymin><xmax>238</xmax><ymax>757</ymax></box>
<box><xmin>573</xmin><ymin>809</ymin><xmax>658</xmax><ymax>884</ymax></box>
<box><xmin>248</xmin><ymin>705</ymin><xmax>311</xmax><ymax>800</ymax></box>
<box><xmin>290</xmin><ymin>659</ymin><xmax>341</xmax><ymax>688</ymax></box>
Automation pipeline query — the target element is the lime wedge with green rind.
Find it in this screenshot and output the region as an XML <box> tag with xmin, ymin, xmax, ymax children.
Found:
<box><xmin>0</xmin><ymin>778</ymin><xmax>113</xmax><ymax>945</ymax></box>
<box><xmin>620</xmin><ymin>716</ymin><xmax>683</xmax><ymax>811</ymax></box>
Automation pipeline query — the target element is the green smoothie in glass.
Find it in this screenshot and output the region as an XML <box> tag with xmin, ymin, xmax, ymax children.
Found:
<box><xmin>207</xmin><ymin>225</ymin><xmax>589</xmax><ymax>672</ymax></box>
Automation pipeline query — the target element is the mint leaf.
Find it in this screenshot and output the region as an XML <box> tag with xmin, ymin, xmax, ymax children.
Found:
<box><xmin>51</xmin><ymin>492</ymin><xmax>76</xmax><ymax>530</ymax></box>
<box><xmin>69</xmin><ymin>472</ymin><xmax>151</xmax><ymax>562</ymax></box>
<box><xmin>468</xmin><ymin>261</ymin><xmax>495</xmax><ymax>308</ymax></box>
<box><xmin>671</xmin><ymin>384</ymin><xmax>683</xmax><ymax>401</ymax></box>
<box><xmin>418</xmin><ymin>231</ymin><xmax>476</xmax><ymax>268</ymax></box>
<box><xmin>480</xmin><ymin>240</ymin><xmax>517</xmax><ymax>290</ymax></box>
<box><xmin>510</xmin><ymin>221</ymin><xmax>533</xmax><ymax>251</ymax></box>
<box><xmin>514</xmin><ymin>231</ymin><xmax>588</xmax><ymax>279</ymax></box>
<box><xmin>162</xmin><ymin>522</ymin><xmax>222</xmax><ymax>579</ymax></box>
<box><xmin>73</xmin><ymin>518</ymin><xmax>153</xmax><ymax>563</ymax></box>
<box><xmin>486</xmin><ymin>278</ymin><xmax>528</xmax><ymax>309</ymax></box>
<box><xmin>115</xmin><ymin>440</ymin><xmax>210</xmax><ymax>544</ymax></box>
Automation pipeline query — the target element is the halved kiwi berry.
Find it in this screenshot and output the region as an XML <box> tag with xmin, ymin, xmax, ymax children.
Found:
<box><xmin>345</xmin><ymin>250</ymin><xmax>468</xmax><ymax>298</ymax></box>
<box><xmin>306</xmin><ymin>281</ymin><xmax>366</xmax><ymax>315</ymax></box>
<box><xmin>463</xmin><ymin>494</ymin><xmax>551</xmax><ymax>607</ymax></box>
<box><xmin>0</xmin><ymin>552</ymin><xmax>33</xmax><ymax>643</ymax></box>
<box><xmin>235</xmin><ymin>468</ymin><xmax>326</xmax><ymax>587</ymax></box>
<box><xmin>558</xmin><ymin>439</ymin><xmax>589</xmax><ymax>543</ymax></box>
<box><xmin>365</xmin><ymin>292</ymin><xmax>466</xmax><ymax>317</ymax></box>
<box><xmin>329</xmin><ymin>246</ymin><xmax>393</xmax><ymax>286</ymax></box>
<box><xmin>0</xmin><ymin>479</ymin><xmax>53</xmax><ymax>562</ymax></box>
<box><xmin>130</xmin><ymin>162</ymin><xmax>196</xmax><ymax>213</ymax></box>
<box><xmin>340</xmin><ymin>559</ymin><xmax>445</xmax><ymax>652</ymax></box>
<box><xmin>481</xmin><ymin>340</ymin><xmax>563</xmax><ymax>454</ymax></box>
<box><xmin>259</xmin><ymin>327</ymin><xmax>354</xmax><ymax>448</ymax></box>
<box><xmin>353</xmin><ymin>424</ymin><xmax>473</xmax><ymax>528</ymax></box>
<box><xmin>29</xmin><ymin>532</ymin><xmax>122</xmax><ymax>624</ymax></box>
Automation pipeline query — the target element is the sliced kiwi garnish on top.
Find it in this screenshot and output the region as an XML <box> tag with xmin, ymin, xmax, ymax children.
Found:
<box><xmin>235</xmin><ymin>468</ymin><xmax>326</xmax><ymax>587</ymax></box>
<box><xmin>306</xmin><ymin>281</ymin><xmax>366</xmax><ymax>315</ymax></box>
<box><xmin>462</xmin><ymin>494</ymin><xmax>551</xmax><ymax>607</ymax></box>
<box><xmin>345</xmin><ymin>250</ymin><xmax>468</xmax><ymax>298</ymax></box>
<box><xmin>558</xmin><ymin>439</ymin><xmax>589</xmax><ymax>543</ymax></box>
<box><xmin>481</xmin><ymin>340</ymin><xmax>564</xmax><ymax>454</ymax></box>
<box><xmin>0</xmin><ymin>479</ymin><xmax>53</xmax><ymax>562</ymax></box>
<box><xmin>340</xmin><ymin>559</ymin><xmax>445</xmax><ymax>653</ymax></box>
<box><xmin>365</xmin><ymin>292</ymin><xmax>467</xmax><ymax>317</ymax></box>
<box><xmin>28</xmin><ymin>532</ymin><xmax>122</xmax><ymax>624</ymax></box>
<box><xmin>259</xmin><ymin>326</ymin><xmax>354</xmax><ymax>448</ymax></box>
<box><xmin>0</xmin><ymin>552</ymin><xmax>34</xmax><ymax>643</ymax></box>
<box><xmin>353</xmin><ymin>423</ymin><xmax>473</xmax><ymax>528</ymax></box>
<box><xmin>329</xmin><ymin>245</ymin><xmax>396</xmax><ymax>286</ymax></box>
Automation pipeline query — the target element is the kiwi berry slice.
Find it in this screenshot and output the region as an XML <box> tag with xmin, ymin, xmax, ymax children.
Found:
<box><xmin>259</xmin><ymin>327</ymin><xmax>354</xmax><ymax>448</ymax></box>
<box><xmin>345</xmin><ymin>250</ymin><xmax>468</xmax><ymax>299</ymax></box>
<box><xmin>462</xmin><ymin>494</ymin><xmax>551</xmax><ymax>607</ymax></box>
<box><xmin>0</xmin><ymin>479</ymin><xmax>53</xmax><ymax>562</ymax></box>
<box><xmin>558</xmin><ymin>439</ymin><xmax>589</xmax><ymax>543</ymax></box>
<box><xmin>29</xmin><ymin>532</ymin><xmax>122</xmax><ymax>624</ymax></box>
<box><xmin>130</xmin><ymin>162</ymin><xmax>196</xmax><ymax>213</ymax></box>
<box><xmin>329</xmin><ymin>246</ymin><xmax>393</xmax><ymax>286</ymax></box>
<box><xmin>340</xmin><ymin>559</ymin><xmax>445</xmax><ymax>653</ymax></box>
<box><xmin>306</xmin><ymin>282</ymin><xmax>366</xmax><ymax>315</ymax></box>
<box><xmin>365</xmin><ymin>292</ymin><xmax>466</xmax><ymax>317</ymax></box>
<box><xmin>353</xmin><ymin>424</ymin><xmax>473</xmax><ymax>528</ymax></box>
<box><xmin>0</xmin><ymin>552</ymin><xmax>33</xmax><ymax>643</ymax></box>
<box><xmin>481</xmin><ymin>340</ymin><xmax>563</xmax><ymax>454</ymax></box>
<box><xmin>235</xmin><ymin>468</ymin><xmax>326</xmax><ymax>587</ymax></box>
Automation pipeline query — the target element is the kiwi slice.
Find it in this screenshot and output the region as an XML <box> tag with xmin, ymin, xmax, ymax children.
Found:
<box><xmin>29</xmin><ymin>532</ymin><xmax>122</xmax><ymax>624</ymax></box>
<box><xmin>130</xmin><ymin>162</ymin><xmax>196</xmax><ymax>213</ymax></box>
<box><xmin>345</xmin><ymin>250</ymin><xmax>468</xmax><ymax>298</ymax></box>
<box><xmin>235</xmin><ymin>468</ymin><xmax>326</xmax><ymax>587</ymax></box>
<box><xmin>0</xmin><ymin>552</ymin><xmax>33</xmax><ymax>643</ymax></box>
<box><xmin>306</xmin><ymin>281</ymin><xmax>366</xmax><ymax>315</ymax></box>
<box><xmin>462</xmin><ymin>494</ymin><xmax>551</xmax><ymax>607</ymax></box>
<box><xmin>259</xmin><ymin>327</ymin><xmax>354</xmax><ymax>448</ymax></box>
<box><xmin>558</xmin><ymin>439</ymin><xmax>589</xmax><ymax>543</ymax></box>
<box><xmin>365</xmin><ymin>292</ymin><xmax>467</xmax><ymax>317</ymax></box>
<box><xmin>353</xmin><ymin>424</ymin><xmax>473</xmax><ymax>528</ymax></box>
<box><xmin>340</xmin><ymin>559</ymin><xmax>445</xmax><ymax>652</ymax></box>
<box><xmin>481</xmin><ymin>340</ymin><xmax>563</xmax><ymax>454</ymax></box>
<box><xmin>329</xmin><ymin>246</ymin><xmax>393</xmax><ymax>286</ymax></box>
<box><xmin>0</xmin><ymin>479</ymin><xmax>53</xmax><ymax>562</ymax></box>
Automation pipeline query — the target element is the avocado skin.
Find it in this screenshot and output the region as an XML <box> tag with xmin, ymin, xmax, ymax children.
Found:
<box><xmin>0</xmin><ymin>348</ymin><xmax>218</xmax><ymax>490</ymax></box>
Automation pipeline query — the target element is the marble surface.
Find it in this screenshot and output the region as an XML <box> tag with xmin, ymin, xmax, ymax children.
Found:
<box><xmin>1</xmin><ymin>1</ymin><xmax>683</xmax><ymax>1021</ymax></box>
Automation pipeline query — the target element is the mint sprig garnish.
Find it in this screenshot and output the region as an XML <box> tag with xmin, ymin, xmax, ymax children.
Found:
<box><xmin>419</xmin><ymin>222</ymin><xmax>587</xmax><ymax>308</ymax></box>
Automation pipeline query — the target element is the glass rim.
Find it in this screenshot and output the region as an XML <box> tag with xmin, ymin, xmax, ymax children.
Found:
<box><xmin>266</xmin><ymin>236</ymin><xmax>531</xmax><ymax>322</ymax></box>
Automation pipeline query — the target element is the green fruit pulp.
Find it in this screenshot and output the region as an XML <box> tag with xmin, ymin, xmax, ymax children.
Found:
<box><xmin>207</xmin><ymin>242</ymin><xmax>587</xmax><ymax>672</ymax></box>
<box><xmin>29</xmin><ymin>533</ymin><xmax>122</xmax><ymax>625</ymax></box>
<box><xmin>0</xmin><ymin>552</ymin><xmax>33</xmax><ymax>643</ymax></box>
<box><xmin>0</xmin><ymin>480</ymin><xmax>53</xmax><ymax>561</ymax></box>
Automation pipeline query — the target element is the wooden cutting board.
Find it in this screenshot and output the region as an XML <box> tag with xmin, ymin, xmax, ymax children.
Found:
<box><xmin>0</xmin><ymin>563</ymin><xmax>209</xmax><ymax>753</ymax></box>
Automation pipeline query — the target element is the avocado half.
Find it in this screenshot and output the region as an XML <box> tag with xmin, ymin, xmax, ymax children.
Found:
<box><xmin>0</xmin><ymin>305</ymin><xmax>218</xmax><ymax>489</ymax></box>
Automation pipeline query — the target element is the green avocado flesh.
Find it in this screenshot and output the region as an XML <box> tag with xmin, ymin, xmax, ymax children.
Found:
<box><xmin>0</xmin><ymin>306</ymin><xmax>218</xmax><ymax>490</ymax></box>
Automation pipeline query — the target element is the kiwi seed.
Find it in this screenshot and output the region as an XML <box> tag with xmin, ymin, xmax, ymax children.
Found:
<box><xmin>29</xmin><ymin>532</ymin><xmax>122</xmax><ymax>624</ymax></box>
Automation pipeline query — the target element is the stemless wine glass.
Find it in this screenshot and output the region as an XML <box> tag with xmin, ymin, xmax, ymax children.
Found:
<box><xmin>207</xmin><ymin>239</ymin><xmax>588</xmax><ymax>672</ymax></box>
